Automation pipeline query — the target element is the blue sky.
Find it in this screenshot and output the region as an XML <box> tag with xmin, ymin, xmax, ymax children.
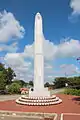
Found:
<box><xmin>0</xmin><ymin>0</ymin><xmax>80</xmax><ymax>82</ymax></box>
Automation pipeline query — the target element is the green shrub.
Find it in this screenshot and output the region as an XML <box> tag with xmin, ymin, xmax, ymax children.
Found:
<box><xmin>0</xmin><ymin>75</ymin><xmax>6</xmax><ymax>90</ymax></box>
<box><xmin>64</xmin><ymin>88</ymin><xmax>80</xmax><ymax>96</ymax></box>
<box><xmin>8</xmin><ymin>83</ymin><xmax>21</xmax><ymax>94</ymax></box>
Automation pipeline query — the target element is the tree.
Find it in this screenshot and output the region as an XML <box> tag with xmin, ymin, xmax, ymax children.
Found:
<box><xmin>53</xmin><ymin>77</ymin><xmax>68</xmax><ymax>88</ymax></box>
<box><xmin>53</xmin><ymin>76</ymin><xmax>80</xmax><ymax>89</ymax></box>
<box><xmin>24</xmin><ymin>82</ymin><xmax>28</xmax><ymax>87</ymax></box>
<box><xmin>19</xmin><ymin>80</ymin><xmax>26</xmax><ymax>87</ymax></box>
<box><xmin>12</xmin><ymin>80</ymin><xmax>22</xmax><ymax>86</ymax></box>
<box><xmin>0</xmin><ymin>63</ymin><xmax>5</xmax><ymax>71</ymax></box>
<box><xmin>0</xmin><ymin>63</ymin><xmax>7</xmax><ymax>90</ymax></box>
<box><xmin>0</xmin><ymin>73</ymin><xmax>6</xmax><ymax>90</ymax></box>
<box><xmin>5</xmin><ymin>67</ymin><xmax>16</xmax><ymax>85</ymax></box>
<box><xmin>67</xmin><ymin>76</ymin><xmax>80</xmax><ymax>87</ymax></box>
<box><xmin>44</xmin><ymin>82</ymin><xmax>50</xmax><ymax>87</ymax></box>
<box><xmin>0</xmin><ymin>63</ymin><xmax>16</xmax><ymax>89</ymax></box>
<box><xmin>13</xmin><ymin>79</ymin><xmax>26</xmax><ymax>87</ymax></box>
<box><xmin>8</xmin><ymin>83</ymin><xmax>21</xmax><ymax>94</ymax></box>
<box><xmin>29</xmin><ymin>80</ymin><xmax>33</xmax><ymax>86</ymax></box>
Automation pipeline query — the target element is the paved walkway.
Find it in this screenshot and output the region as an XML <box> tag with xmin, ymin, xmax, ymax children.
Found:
<box><xmin>0</xmin><ymin>88</ymin><xmax>64</xmax><ymax>102</ymax></box>
<box><xmin>0</xmin><ymin>116</ymin><xmax>42</xmax><ymax>120</ymax></box>
<box><xmin>61</xmin><ymin>113</ymin><xmax>80</xmax><ymax>120</ymax></box>
<box><xmin>0</xmin><ymin>94</ymin><xmax>79</xmax><ymax>120</ymax></box>
<box><xmin>0</xmin><ymin>95</ymin><xmax>21</xmax><ymax>101</ymax></box>
<box><xmin>0</xmin><ymin>94</ymin><xmax>79</xmax><ymax>114</ymax></box>
<box><xmin>0</xmin><ymin>93</ymin><xmax>80</xmax><ymax>120</ymax></box>
<box><xmin>50</xmin><ymin>88</ymin><xmax>64</xmax><ymax>95</ymax></box>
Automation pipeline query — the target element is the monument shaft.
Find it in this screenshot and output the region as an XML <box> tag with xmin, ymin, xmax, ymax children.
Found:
<box><xmin>34</xmin><ymin>13</ymin><xmax>44</xmax><ymax>91</ymax></box>
<box><xmin>29</xmin><ymin>13</ymin><xmax>50</xmax><ymax>97</ymax></box>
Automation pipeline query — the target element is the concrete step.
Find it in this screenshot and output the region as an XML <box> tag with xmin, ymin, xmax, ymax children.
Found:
<box><xmin>18</xmin><ymin>97</ymin><xmax>59</xmax><ymax>103</ymax></box>
<box><xmin>21</xmin><ymin>95</ymin><xmax>56</xmax><ymax>100</ymax></box>
<box><xmin>16</xmin><ymin>98</ymin><xmax>62</xmax><ymax>106</ymax></box>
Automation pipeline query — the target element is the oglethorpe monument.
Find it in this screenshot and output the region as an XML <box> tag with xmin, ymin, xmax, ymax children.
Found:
<box><xmin>16</xmin><ymin>12</ymin><xmax>62</xmax><ymax>106</ymax></box>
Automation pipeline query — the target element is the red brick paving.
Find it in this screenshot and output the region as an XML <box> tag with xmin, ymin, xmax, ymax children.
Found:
<box><xmin>0</xmin><ymin>94</ymin><xmax>79</xmax><ymax>114</ymax></box>
<box><xmin>0</xmin><ymin>94</ymin><xmax>80</xmax><ymax>120</ymax></box>
<box><xmin>63</xmin><ymin>115</ymin><xmax>80</xmax><ymax>120</ymax></box>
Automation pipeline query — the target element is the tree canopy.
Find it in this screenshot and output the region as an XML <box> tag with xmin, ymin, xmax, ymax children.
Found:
<box><xmin>53</xmin><ymin>76</ymin><xmax>80</xmax><ymax>89</ymax></box>
<box><xmin>0</xmin><ymin>63</ymin><xmax>16</xmax><ymax>90</ymax></box>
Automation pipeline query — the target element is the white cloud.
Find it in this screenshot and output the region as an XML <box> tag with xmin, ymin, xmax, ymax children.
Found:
<box><xmin>4</xmin><ymin>53</ymin><xmax>32</xmax><ymax>81</ymax></box>
<box><xmin>4</xmin><ymin>37</ymin><xmax>80</xmax><ymax>82</ymax></box>
<box><xmin>11</xmin><ymin>42</ymin><xmax>18</xmax><ymax>47</ymax></box>
<box><xmin>0</xmin><ymin>10</ymin><xmax>25</xmax><ymax>42</ymax></box>
<box><xmin>23</xmin><ymin>44</ymin><xmax>34</xmax><ymax>58</ymax></box>
<box><xmin>23</xmin><ymin>38</ymin><xmax>80</xmax><ymax>59</ymax></box>
<box><xmin>44</xmin><ymin>64</ymin><xmax>80</xmax><ymax>81</ymax></box>
<box><xmin>60</xmin><ymin>64</ymin><xmax>79</xmax><ymax>75</ymax></box>
<box><xmin>55</xmin><ymin>39</ymin><xmax>80</xmax><ymax>58</ymax></box>
<box><xmin>4</xmin><ymin>52</ymin><xmax>54</xmax><ymax>82</ymax></box>
<box><xmin>44</xmin><ymin>62</ymin><xmax>53</xmax><ymax>69</ymax></box>
<box><xmin>23</xmin><ymin>39</ymin><xmax>58</xmax><ymax>60</ymax></box>
<box><xmin>4</xmin><ymin>53</ymin><xmax>25</xmax><ymax>67</ymax></box>
<box><xmin>4</xmin><ymin>53</ymin><xmax>31</xmax><ymax>70</ymax></box>
<box><xmin>43</xmin><ymin>39</ymin><xmax>57</xmax><ymax>60</ymax></box>
<box><xmin>0</xmin><ymin>42</ymin><xmax>18</xmax><ymax>52</ymax></box>
<box><xmin>70</xmin><ymin>0</ymin><xmax>80</xmax><ymax>15</ymax></box>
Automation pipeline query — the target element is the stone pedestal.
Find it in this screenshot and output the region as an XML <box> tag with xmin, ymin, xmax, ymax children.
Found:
<box><xmin>29</xmin><ymin>87</ymin><xmax>50</xmax><ymax>97</ymax></box>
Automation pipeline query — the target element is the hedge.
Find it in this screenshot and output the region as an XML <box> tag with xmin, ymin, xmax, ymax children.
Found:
<box><xmin>64</xmin><ymin>88</ymin><xmax>80</xmax><ymax>96</ymax></box>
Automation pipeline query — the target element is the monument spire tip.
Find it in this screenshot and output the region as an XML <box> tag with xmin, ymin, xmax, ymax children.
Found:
<box><xmin>36</xmin><ymin>12</ymin><xmax>41</xmax><ymax>15</ymax></box>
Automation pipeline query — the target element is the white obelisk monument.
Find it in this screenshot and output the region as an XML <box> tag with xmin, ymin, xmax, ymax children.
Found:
<box><xmin>29</xmin><ymin>12</ymin><xmax>50</xmax><ymax>97</ymax></box>
<box><xmin>16</xmin><ymin>13</ymin><xmax>62</xmax><ymax>105</ymax></box>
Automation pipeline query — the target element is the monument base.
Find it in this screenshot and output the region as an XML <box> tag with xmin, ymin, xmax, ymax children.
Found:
<box><xmin>16</xmin><ymin>94</ymin><xmax>62</xmax><ymax>106</ymax></box>
<box><xmin>16</xmin><ymin>87</ymin><xmax>62</xmax><ymax>105</ymax></box>
<box><xmin>29</xmin><ymin>87</ymin><xmax>50</xmax><ymax>97</ymax></box>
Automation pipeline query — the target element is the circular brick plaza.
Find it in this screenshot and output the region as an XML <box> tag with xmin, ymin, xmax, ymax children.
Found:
<box><xmin>0</xmin><ymin>94</ymin><xmax>80</xmax><ymax>120</ymax></box>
